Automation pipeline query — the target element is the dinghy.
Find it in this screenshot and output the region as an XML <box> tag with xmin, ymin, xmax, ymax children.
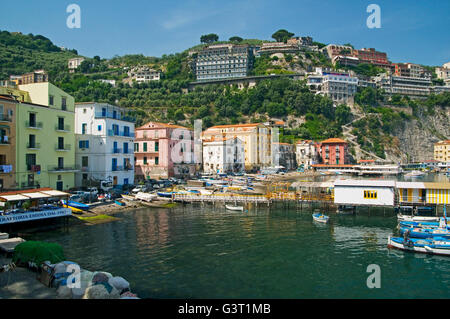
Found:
<box><xmin>388</xmin><ymin>236</ymin><xmax>450</xmax><ymax>256</ymax></box>
<box><xmin>312</xmin><ymin>212</ymin><xmax>329</xmax><ymax>223</ymax></box>
<box><xmin>61</xmin><ymin>200</ymin><xmax>90</xmax><ymax>211</ymax></box>
<box><xmin>114</xmin><ymin>199</ymin><xmax>126</xmax><ymax>207</ymax></box>
<box><xmin>225</xmin><ymin>205</ymin><xmax>244</xmax><ymax>212</ymax></box>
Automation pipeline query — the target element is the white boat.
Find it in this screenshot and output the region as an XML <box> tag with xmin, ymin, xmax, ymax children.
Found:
<box><xmin>312</xmin><ymin>213</ymin><xmax>329</xmax><ymax>223</ymax></box>
<box><xmin>225</xmin><ymin>205</ymin><xmax>244</xmax><ymax>212</ymax></box>
<box><xmin>121</xmin><ymin>194</ymin><xmax>135</xmax><ymax>201</ymax></box>
<box><xmin>397</xmin><ymin>214</ymin><xmax>440</xmax><ymax>222</ymax></box>
<box><xmin>135</xmin><ymin>192</ymin><xmax>158</xmax><ymax>202</ymax></box>
<box><xmin>387</xmin><ymin>236</ymin><xmax>450</xmax><ymax>256</ymax></box>
<box><xmin>404</xmin><ymin>170</ymin><xmax>426</xmax><ymax>178</ymax></box>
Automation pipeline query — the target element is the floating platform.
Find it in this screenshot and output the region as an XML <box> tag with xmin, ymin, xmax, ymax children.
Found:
<box><xmin>0</xmin><ymin>237</ymin><xmax>25</xmax><ymax>253</ymax></box>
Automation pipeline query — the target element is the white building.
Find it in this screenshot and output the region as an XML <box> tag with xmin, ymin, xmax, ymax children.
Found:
<box><xmin>127</xmin><ymin>66</ymin><xmax>161</xmax><ymax>83</ymax></box>
<box><xmin>296</xmin><ymin>140</ymin><xmax>319</xmax><ymax>169</ymax></box>
<box><xmin>74</xmin><ymin>102</ymin><xmax>135</xmax><ymax>188</ymax></box>
<box><xmin>436</xmin><ymin>62</ymin><xmax>450</xmax><ymax>85</ymax></box>
<box><xmin>334</xmin><ymin>180</ymin><xmax>396</xmax><ymax>206</ymax></box>
<box><xmin>202</xmin><ymin>137</ymin><xmax>245</xmax><ymax>174</ymax></box>
<box><xmin>68</xmin><ymin>57</ymin><xmax>85</xmax><ymax>73</ymax></box>
<box><xmin>307</xmin><ymin>68</ymin><xmax>358</xmax><ymax>105</ymax></box>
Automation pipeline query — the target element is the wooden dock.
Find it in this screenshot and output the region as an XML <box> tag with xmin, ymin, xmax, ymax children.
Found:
<box><xmin>0</xmin><ymin>237</ymin><xmax>25</xmax><ymax>254</ymax></box>
<box><xmin>173</xmin><ymin>193</ymin><xmax>271</xmax><ymax>205</ymax></box>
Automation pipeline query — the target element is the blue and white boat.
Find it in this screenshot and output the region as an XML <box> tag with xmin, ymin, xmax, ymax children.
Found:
<box><xmin>312</xmin><ymin>212</ymin><xmax>329</xmax><ymax>223</ymax></box>
<box><xmin>61</xmin><ymin>200</ymin><xmax>90</xmax><ymax>211</ymax></box>
<box><xmin>388</xmin><ymin>236</ymin><xmax>450</xmax><ymax>256</ymax></box>
<box><xmin>399</xmin><ymin>219</ymin><xmax>446</xmax><ymax>229</ymax></box>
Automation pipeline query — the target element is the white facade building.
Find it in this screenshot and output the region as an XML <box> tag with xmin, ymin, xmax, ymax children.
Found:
<box><xmin>202</xmin><ymin>137</ymin><xmax>245</xmax><ymax>174</ymax></box>
<box><xmin>307</xmin><ymin>68</ymin><xmax>358</xmax><ymax>104</ymax></box>
<box><xmin>296</xmin><ymin>140</ymin><xmax>319</xmax><ymax>169</ymax></box>
<box><xmin>75</xmin><ymin>102</ymin><xmax>135</xmax><ymax>188</ymax></box>
<box><xmin>334</xmin><ymin>180</ymin><xmax>396</xmax><ymax>206</ymax></box>
<box><xmin>127</xmin><ymin>66</ymin><xmax>161</xmax><ymax>83</ymax></box>
<box><xmin>68</xmin><ymin>58</ymin><xmax>85</xmax><ymax>73</ymax></box>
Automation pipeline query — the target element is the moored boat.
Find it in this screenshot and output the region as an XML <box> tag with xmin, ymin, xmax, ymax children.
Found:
<box><xmin>61</xmin><ymin>200</ymin><xmax>90</xmax><ymax>211</ymax></box>
<box><xmin>397</xmin><ymin>214</ymin><xmax>440</xmax><ymax>222</ymax></box>
<box><xmin>62</xmin><ymin>204</ymin><xmax>83</xmax><ymax>214</ymax></box>
<box><xmin>399</xmin><ymin>226</ymin><xmax>450</xmax><ymax>239</ymax></box>
<box><xmin>121</xmin><ymin>194</ymin><xmax>135</xmax><ymax>201</ymax></box>
<box><xmin>114</xmin><ymin>199</ymin><xmax>126</xmax><ymax>207</ymax></box>
<box><xmin>312</xmin><ymin>212</ymin><xmax>329</xmax><ymax>223</ymax></box>
<box><xmin>388</xmin><ymin>236</ymin><xmax>450</xmax><ymax>256</ymax></box>
<box><xmin>225</xmin><ymin>205</ymin><xmax>244</xmax><ymax>212</ymax></box>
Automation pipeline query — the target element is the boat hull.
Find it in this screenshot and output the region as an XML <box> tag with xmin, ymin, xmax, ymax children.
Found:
<box><xmin>312</xmin><ymin>213</ymin><xmax>329</xmax><ymax>223</ymax></box>
<box><xmin>62</xmin><ymin>200</ymin><xmax>89</xmax><ymax>211</ymax></box>
<box><xmin>397</xmin><ymin>214</ymin><xmax>439</xmax><ymax>222</ymax></box>
<box><xmin>225</xmin><ymin>205</ymin><xmax>244</xmax><ymax>211</ymax></box>
<box><xmin>114</xmin><ymin>200</ymin><xmax>126</xmax><ymax>207</ymax></box>
<box><xmin>388</xmin><ymin>236</ymin><xmax>450</xmax><ymax>256</ymax></box>
<box><xmin>399</xmin><ymin>227</ymin><xmax>450</xmax><ymax>239</ymax></box>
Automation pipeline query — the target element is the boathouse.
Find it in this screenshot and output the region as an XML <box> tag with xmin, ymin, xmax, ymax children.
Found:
<box><xmin>0</xmin><ymin>188</ymin><xmax>71</xmax><ymax>225</ymax></box>
<box><xmin>333</xmin><ymin>180</ymin><xmax>396</xmax><ymax>206</ymax></box>
<box><xmin>396</xmin><ymin>182</ymin><xmax>450</xmax><ymax>205</ymax></box>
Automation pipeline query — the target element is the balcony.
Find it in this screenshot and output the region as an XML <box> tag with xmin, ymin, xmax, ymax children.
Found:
<box><xmin>107</xmin><ymin>130</ymin><xmax>135</xmax><ymax>138</ymax></box>
<box><xmin>0</xmin><ymin>164</ymin><xmax>13</xmax><ymax>174</ymax></box>
<box><xmin>95</xmin><ymin>112</ymin><xmax>136</xmax><ymax>122</ymax></box>
<box><xmin>55</xmin><ymin>124</ymin><xmax>71</xmax><ymax>132</ymax></box>
<box><xmin>27</xmin><ymin>164</ymin><xmax>41</xmax><ymax>172</ymax></box>
<box><xmin>112</xmin><ymin>165</ymin><xmax>124</xmax><ymax>172</ymax></box>
<box><xmin>55</xmin><ymin>144</ymin><xmax>71</xmax><ymax>151</ymax></box>
<box><xmin>0</xmin><ymin>136</ymin><xmax>10</xmax><ymax>145</ymax></box>
<box><xmin>48</xmin><ymin>165</ymin><xmax>79</xmax><ymax>173</ymax></box>
<box><xmin>112</xmin><ymin>148</ymin><xmax>122</xmax><ymax>154</ymax></box>
<box><xmin>27</xmin><ymin>142</ymin><xmax>41</xmax><ymax>150</ymax></box>
<box><xmin>0</xmin><ymin>114</ymin><xmax>12</xmax><ymax>122</ymax></box>
<box><xmin>25</xmin><ymin>121</ymin><xmax>43</xmax><ymax>129</ymax></box>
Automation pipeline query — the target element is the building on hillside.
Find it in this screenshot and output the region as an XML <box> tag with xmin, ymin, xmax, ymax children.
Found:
<box><xmin>134</xmin><ymin>122</ymin><xmax>195</xmax><ymax>180</ymax></box>
<box><xmin>434</xmin><ymin>140</ymin><xmax>450</xmax><ymax>163</ymax></box>
<box><xmin>322</xmin><ymin>44</ymin><xmax>354</xmax><ymax>60</ymax></box>
<box><xmin>436</xmin><ymin>63</ymin><xmax>450</xmax><ymax>85</ymax></box>
<box><xmin>287</xmin><ymin>36</ymin><xmax>318</xmax><ymax>51</ymax></box>
<box><xmin>332</xmin><ymin>55</ymin><xmax>360</xmax><ymax>67</ymax></box>
<box><xmin>353</xmin><ymin>48</ymin><xmax>390</xmax><ymax>68</ymax></box>
<box><xmin>195</xmin><ymin>44</ymin><xmax>254</xmax><ymax>81</ymax></box>
<box><xmin>127</xmin><ymin>66</ymin><xmax>161</xmax><ymax>83</ymax></box>
<box><xmin>74</xmin><ymin>103</ymin><xmax>135</xmax><ymax>188</ymax></box>
<box><xmin>317</xmin><ymin>138</ymin><xmax>349</xmax><ymax>165</ymax></box>
<box><xmin>296</xmin><ymin>140</ymin><xmax>319</xmax><ymax>169</ymax></box>
<box><xmin>373</xmin><ymin>73</ymin><xmax>433</xmax><ymax>97</ymax></box>
<box><xmin>307</xmin><ymin>68</ymin><xmax>358</xmax><ymax>104</ymax></box>
<box><xmin>202</xmin><ymin>137</ymin><xmax>245</xmax><ymax>174</ymax></box>
<box><xmin>68</xmin><ymin>57</ymin><xmax>85</xmax><ymax>73</ymax></box>
<box><xmin>273</xmin><ymin>142</ymin><xmax>296</xmax><ymax>171</ymax></box>
<box><xmin>392</xmin><ymin>63</ymin><xmax>431</xmax><ymax>78</ymax></box>
<box><xmin>15</xmin><ymin>83</ymin><xmax>76</xmax><ymax>191</ymax></box>
<box><xmin>11</xmin><ymin>70</ymin><xmax>48</xmax><ymax>85</ymax></box>
<box><xmin>0</xmin><ymin>95</ymin><xmax>17</xmax><ymax>191</ymax></box>
<box><xmin>201</xmin><ymin>123</ymin><xmax>273</xmax><ymax>172</ymax></box>
<box><xmin>258</xmin><ymin>42</ymin><xmax>300</xmax><ymax>54</ymax></box>
<box><xmin>98</xmin><ymin>79</ymin><xmax>116</xmax><ymax>87</ymax></box>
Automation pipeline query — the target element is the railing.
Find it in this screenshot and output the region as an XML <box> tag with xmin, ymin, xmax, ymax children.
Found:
<box><xmin>55</xmin><ymin>124</ymin><xmax>71</xmax><ymax>132</ymax></box>
<box><xmin>55</xmin><ymin>144</ymin><xmax>71</xmax><ymax>151</ymax></box>
<box><xmin>27</xmin><ymin>142</ymin><xmax>41</xmax><ymax>149</ymax></box>
<box><xmin>95</xmin><ymin>112</ymin><xmax>136</xmax><ymax>122</ymax></box>
<box><xmin>107</xmin><ymin>130</ymin><xmax>135</xmax><ymax>137</ymax></box>
<box><xmin>48</xmin><ymin>165</ymin><xmax>79</xmax><ymax>172</ymax></box>
<box><xmin>0</xmin><ymin>114</ymin><xmax>12</xmax><ymax>122</ymax></box>
<box><xmin>0</xmin><ymin>164</ymin><xmax>13</xmax><ymax>173</ymax></box>
<box><xmin>27</xmin><ymin>164</ymin><xmax>41</xmax><ymax>172</ymax></box>
<box><xmin>25</xmin><ymin>121</ymin><xmax>43</xmax><ymax>129</ymax></box>
<box><xmin>112</xmin><ymin>148</ymin><xmax>122</xmax><ymax>154</ymax></box>
<box><xmin>112</xmin><ymin>165</ymin><xmax>124</xmax><ymax>172</ymax></box>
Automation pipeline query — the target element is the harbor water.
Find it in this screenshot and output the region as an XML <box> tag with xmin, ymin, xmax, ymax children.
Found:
<box><xmin>23</xmin><ymin>203</ymin><xmax>450</xmax><ymax>299</ymax></box>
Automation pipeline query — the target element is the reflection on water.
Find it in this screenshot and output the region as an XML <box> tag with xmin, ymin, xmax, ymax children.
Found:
<box><xmin>25</xmin><ymin>204</ymin><xmax>450</xmax><ymax>299</ymax></box>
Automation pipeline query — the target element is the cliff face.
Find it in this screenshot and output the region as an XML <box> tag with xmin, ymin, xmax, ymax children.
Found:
<box><xmin>390</xmin><ymin>108</ymin><xmax>449</xmax><ymax>162</ymax></box>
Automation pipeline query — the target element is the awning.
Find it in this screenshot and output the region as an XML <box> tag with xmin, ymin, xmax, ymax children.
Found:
<box><xmin>41</xmin><ymin>190</ymin><xmax>70</xmax><ymax>197</ymax></box>
<box><xmin>21</xmin><ymin>192</ymin><xmax>52</xmax><ymax>199</ymax></box>
<box><xmin>0</xmin><ymin>194</ymin><xmax>30</xmax><ymax>201</ymax></box>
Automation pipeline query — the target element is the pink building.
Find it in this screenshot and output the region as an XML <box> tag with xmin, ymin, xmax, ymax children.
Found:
<box><xmin>317</xmin><ymin>138</ymin><xmax>349</xmax><ymax>165</ymax></box>
<box><xmin>134</xmin><ymin>122</ymin><xmax>195</xmax><ymax>180</ymax></box>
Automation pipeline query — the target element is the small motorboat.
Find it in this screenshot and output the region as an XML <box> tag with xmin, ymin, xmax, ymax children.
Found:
<box><xmin>399</xmin><ymin>219</ymin><xmax>447</xmax><ymax>229</ymax></box>
<box><xmin>62</xmin><ymin>200</ymin><xmax>90</xmax><ymax>211</ymax></box>
<box><xmin>225</xmin><ymin>205</ymin><xmax>244</xmax><ymax>212</ymax></box>
<box><xmin>135</xmin><ymin>192</ymin><xmax>158</xmax><ymax>202</ymax></box>
<box><xmin>397</xmin><ymin>214</ymin><xmax>440</xmax><ymax>222</ymax></box>
<box><xmin>388</xmin><ymin>236</ymin><xmax>450</xmax><ymax>256</ymax></box>
<box><xmin>121</xmin><ymin>194</ymin><xmax>135</xmax><ymax>201</ymax></box>
<box><xmin>312</xmin><ymin>212</ymin><xmax>329</xmax><ymax>223</ymax></box>
<box><xmin>62</xmin><ymin>204</ymin><xmax>84</xmax><ymax>214</ymax></box>
<box><xmin>399</xmin><ymin>226</ymin><xmax>450</xmax><ymax>239</ymax></box>
<box><xmin>114</xmin><ymin>199</ymin><xmax>126</xmax><ymax>207</ymax></box>
<box><xmin>404</xmin><ymin>170</ymin><xmax>426</xmax><ymax>178</ymax></box>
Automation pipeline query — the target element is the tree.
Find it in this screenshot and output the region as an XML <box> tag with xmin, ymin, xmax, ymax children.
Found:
<box><xmin>200</xmin><ymin>34</ymin><xmax>219</xmax><ymax>44</ymax></box>
<box><xmin>271</xmin><ymin>29</ymin><xmax>294</xmax><ymax>43</ymax></box>
<box><xmin>229</xmin><ymin>36</ymin><xmax>243</xmax><ymax>42</ymax></box>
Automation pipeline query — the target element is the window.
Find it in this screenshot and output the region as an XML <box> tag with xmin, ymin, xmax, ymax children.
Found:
<box><xmin>134</xmin><ymin>143</ymin><xmax>139</xmax><ymax>152</ymax></box>
<box><xmin>29</xmin><ymin>113</ymin><xmax>36</xmax><ymax>127</ymax></box>
<box><xmin>58</xmin><ymin>117</ymin><xmax>65</xmax><ymax>130</ymax></box>
<box><xmin>49</xmin><ymin>95</ymin><xmax>54</xmax><ymax>106</ymax></box>
<box><xmin>123</xmin><ymin>142</ymin><xmax>128</xmax><ymax>154</ymax></box>
<box><xmin>155</xmin><ymin>142</ymin><xmax>159</xmax><ymax>152</ymax></box>
<box><xmin>82</xmin><ymin>123</ymin><xmax>87</xmax><ymax>134</ymax></box>
<box><xmin>28</xmin><ymin>134</ymin><xmax>36</xmax><ymax>148</ymax></box>
<box><xmin>98</xmin><ymin>125</ymin><xmax>102</xmax><ymax>132</ymax></box>
<box><xmin>58</xmin><ymin>137</ymin><xmax>64</xmax><ymax>149</ymax></box>
<box><xmin>155</xmin><ymin>157</ymin><xmax>159</xmax><ymax>165</ymax></box>
<box><xmin>364</xmin><ymin>190</ymin><xmax>377</xmax><ymax>199</ymax></box>
<box><xmin>62</xmin><ymin>97</ymin><xmax>67</xmax><ymax>110</ymax></box>
<box><xmin>143</xmin><ymin>143</ymin><xmax>147</xmax><ymax>152</ymax></box>
<box><xmin>82</xmin><ymin>156</ymin><xmax>88</xmax><ymax>167</ymax></box>
<box><xmin>143</xmin><ymin>157</ymin><xmax>147</xmax><ymax>165</ymax></box>
<box><xmin>58</xmin><ymin>157</ymin><xmax>64</xmax><ymax>169</ymax></box>
<box><xmin>79</xmin><ymin>140</ymin><xmax>90</xmax><ymax>149</ymax></box>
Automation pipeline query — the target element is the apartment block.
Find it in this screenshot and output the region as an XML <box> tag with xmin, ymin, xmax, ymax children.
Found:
<box><xmin>307</xmin><ymin>68</ymin><xmax>358</xmax><ymax>104</ymax></box>
<box><xmin>434</xmin><ymin>140</ymin><xmax>450</xmax><ymax>163</ymax></box>
<box><xmin>0</xmin><ymin>95</ymin><xmax>16</xmax><ymax>191</ymax></box>
<box><xmin>195</xmin><ymin>44</ymin><xmax>254</xmax><ymax>81</ymax></box>
<box><xmin>202</xmin><ymin>137</ymin><xmax>245</xmax><ymax>174</ymax></box>
<box><xmin>75</xmin><ymin>103</ymin><xmax>135</xmax><ymax>188</ymax></box>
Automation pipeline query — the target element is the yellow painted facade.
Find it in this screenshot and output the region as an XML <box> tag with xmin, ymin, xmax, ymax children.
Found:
<box><xmin>434</xmin><ymin>140</ymin><xmax>450</xmax><ymax>162</ymax></box>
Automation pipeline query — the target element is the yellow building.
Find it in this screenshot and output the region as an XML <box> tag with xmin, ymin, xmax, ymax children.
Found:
<box><xmin>397</xmin><ymin>182</ymin><xmax>450</xmax><ymax>205</ymax></box>
<box><xmin>434</xmin><ymin>140</ymin><xmax>450</xmax><ymax>162</ymax></box>
<box><xmin>201</xmin><ymin>123</ymin><xmax>274</xmax><ymax>171</ymax></box>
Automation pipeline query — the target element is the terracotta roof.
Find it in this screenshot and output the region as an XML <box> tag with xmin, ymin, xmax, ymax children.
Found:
<box><xmin>137</xmin><ymin>121</ymin><xmax>191</xmax><ymax>130</ymax></box>
<box><xmin>209</xmin><ymin>123</ymin><xmax>262</xmax><ymax>129</ymax></box>
<box><xmin>320</xmin><ymin>138</ymin><xmax>347</xmax><ymax>144</ymax></box>
<box><xmin>435</xmin><ymin>140</ymin><xmax>450</xmax><ymax>145</ymax></box>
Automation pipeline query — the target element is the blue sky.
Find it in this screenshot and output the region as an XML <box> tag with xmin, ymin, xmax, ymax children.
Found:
<box><xmin>1</xmin><ymin>0</ymin><xmax>449</xmax><ymax>66</ymax></box>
